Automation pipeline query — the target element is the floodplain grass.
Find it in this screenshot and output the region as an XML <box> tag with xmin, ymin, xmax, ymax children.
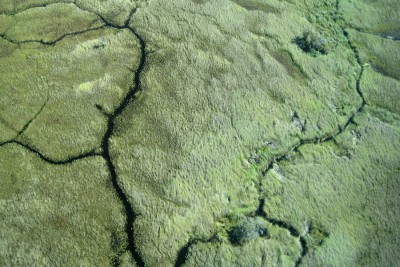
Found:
<box><xmin>110</xmin><ymin>0</ymin><xmax>366</xmax><ymax>265</ymax></box>
<box><xmin>1</xmin><ymin>26</ymin><xmax>141</xmax><ymax>160</ymax></box>
<box><xmin>0</xmin><ymin>0</ymin><xmax>399</xmax><ymax>266</ymax></box>
<box><xmin>361</xmin><ymin>67</ymin><xmax>400</xmax><ymax>115</ymax></box>
<box><xmin>261</xmin><ymin>113</ymin><xmax>400</xmax><ymax>266</ymax></box>
<box><xmin>0</xmin><ymin>0</ymin><xmax>136</xmax><ymax>27</ymax></box>
<box><xmin>0</xmin><ymin>122</ymin><xmax>16</xmax><ymax>143</ymax></box>
<box><xmin>3</xmin><ymin>3</ymin><xmax>103</xmax><ymax>43</ymax></box>
<box><xmin>0</xmin><ymin>144</ymin><xmax>127</xmax><ymax>266</ymax></box>
<box><xmin>0</xmin><ymin>0</ymin><xmax>74</xmax><ymax>15</ymax></box>
<box><xmin>346</xmin><ymin>28</ymin><xmax>400</xmax><ymax>81</ymax></box>
<box><xmin>185</xmin><ymin>216</ymin><xmax>301</xmax><ymax>267</ymax></box>
<box><xmin>340</xmin><ymin>0</ymin><xmax>400</xmax><ymax>39</ymax></box>
<box><xmin>230</xmin><ymin>0</ymin><xmax>280</xmax><ymax>13</ymax></box>
<box><xmin>75</xmin><ymin>0</ymin><xmax>138</xmax><ymax>27</ymax></box>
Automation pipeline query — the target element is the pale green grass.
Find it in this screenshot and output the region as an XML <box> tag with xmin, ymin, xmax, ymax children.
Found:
<box><xmin>0</xmin><ymin>0</ymin><xmax>74</xmax><ymax>14</ymax></box>
<box><xmin>346</xmin><ymin>28</ymin><xmax>400</xmax><ymax>80</ymax></box>
<box><xmin>4</xmin><ymin>3</ymin><xmax>103</xmax><ymax>43</ymax></box>
<box><xmin>1</xmin><ymin>27</ymin><xmax>140</xmax><ymax>159</ymax></box>
<box><xmin>0</xmin><ymin>0</ymin><xmax>399</xmax><ymax>266</ymax></box>
<box><xmin>230</xmin><ymin>0</ymin><xmax>280</xmax><ymax>13</ymax></box>
<box><xmin>362</xmin><ymin>67</ymin><xmax>400</xmax><ymax>114</ymax></box>
<box><xmin>0</xmin><ymin>14</ymin><xmax>14</xmax><ymax>33</ymax></box>
<box><xmin>0</xmin><ymin>144</ymin><xmax>127</xmax><ymax>266</ymax></box>
<box><xmin>185</xmin><ymin>220</ymin><xmax>300</xmax><ymax>266</ymax></box>
<box><xmin>75</xmin><ymin>0</ymin><xmax>137</xmax><ymax>26</ymax></box>
<box><xmin>341</xmin><ymin>0</ymin><xmax>400</xmax><ymax>39</ymax></box>
<box><xmin>261</xmin><ymin>113</ymin><xmax>400</xmax><ymax>266</ymax></box>
<box><xmin>110</xmin><ymin>0</ymin><xmax>363</xmax><ymax>265</ymax></box>
<box><xmin>0</xmin><ymin>120</ymin><xmax>16</xmax><ymax>143</ymax></box>
<box><xmin>0</xmin><ymin>0</ymin><xmax>136</xmax><ymax>27</ymax></box>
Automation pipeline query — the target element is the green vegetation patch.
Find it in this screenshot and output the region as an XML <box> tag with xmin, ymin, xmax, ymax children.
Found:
<box><xmin>0</xmin><ymin>0</ymin><xmax>73</xmax><ymax>15</ymax></box>
<box><xmin>362</xmin><ymin>67</ymin><xmax>400</xmax><ymax>115</ymax></box>
<box><xmin>1</xmin><ymin>0</ymin><xmax>399</xmax><ymax>266</ymax></box>
<box><xmin>0</xmin><ymin>0</ymin><xmax>136</xmax><ymax>28</ymax></box>
<box><xmin>0</xmin><ymin>14</ymin><xmax>15</xmax><ymax>33</ymax></box>
<box><xmin>1</xmin><ymin>28</ymin><xmax>140</xmax><ymax>159</ymax></box>
<box><xmin>227</xmin><ymin>217</ymin><xmax>269</xmax><ymax>245</ymax></box>
<box><xmin>0</xmin><ymin>120</ymin><xmax>17</xmax><ymax>143</ymax></box>
<box><xmin>230</xmin><ymin>0</ymin><xmax>280</xmax><ymax>13</ymax></box>
<box><xmin>75</xmin><ymin>0</ymin><xmax>137</xmax><ymax>27</ymax></box>
<box><xmin>185</xmin><ymin>218</ymin><xmax>300</xmax><ymax>267</ymax></box>
<box><xmin>294</xmin><ymin>31</ymin><xmax>332</xmax><ymax>56</ymax></box>
<box><xmin>346</xmin><ymin>28</ymin><xmax>400</xmax><ymax>81</ymax></box>
<box><xmin>4</xmin><ymin>3</ymin><xmax>103</xmax><ymax>43</ymax></box>
<box><xmin>341</xmin><ymin>0</ymin><xmax>400</xmax><ymax>39</ymax></box>
<box><xmin>261</xmin><ymin>113</ymin><xmax>400</xmax><ymax>266</ymax></box>
<box><xmin>110</xmin><ymin>0</ymin><xmax>360</xmax><ymax>265</ymax></box>
<box><xmin>0</xmin><ymin>144</ymin><xmax>127</xmax><ymax>266</ymax></box>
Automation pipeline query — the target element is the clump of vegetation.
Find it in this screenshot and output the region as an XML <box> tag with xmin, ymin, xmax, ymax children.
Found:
<box><xmin>228</xmin><ymin>217</ymin><xmax>269</xmax><ymax>245</ymax></box>
<box><xmin>294</xmin><ymin>31</ymin><xmax>331</xmax><ymax>56</ymax></box>
<box><xmin>307</xmin><ymin>222</ymin><xmax>329</xmax><ymax>248</ymax></box>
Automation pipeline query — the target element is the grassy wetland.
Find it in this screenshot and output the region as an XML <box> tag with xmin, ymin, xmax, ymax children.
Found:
<box><xmin>0</xmin><ymin>0</ymin><xmax>399</xmax><ymax>266</ymax></box>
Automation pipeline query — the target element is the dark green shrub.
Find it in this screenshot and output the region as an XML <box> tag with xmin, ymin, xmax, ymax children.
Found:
<box><xmin>228</xmin><ymin>217</ymin><xmax>269</xmax><ymax>245</ymax></box>
<box><xmin>294</xmin><ymin>31</ymin><xmax>331</xmax><ymax>56</ymax></box>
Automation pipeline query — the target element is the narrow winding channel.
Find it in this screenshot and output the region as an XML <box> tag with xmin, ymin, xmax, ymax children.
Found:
<box><xmin>0</xmin><ymin>6</ymin><xmax>148</xmax><ymax>266</ymax></box>
<box><xmin>174</xmin><ymin>1</ymin><xmax>367</xmax><ymax>265</ymax></box>
<box><xmin>95</xmin><ymin>9</ymin><xmax>148</xmax><ymax>267</ymax></box>
<box><xmin>0</xmin><ymin>2</ymin><xmax>369</xmax><ymax>266</ymax></box>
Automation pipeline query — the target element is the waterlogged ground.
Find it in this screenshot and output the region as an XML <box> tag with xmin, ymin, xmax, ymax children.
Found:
<box><xmin>1</xmin><ymin>0</ymin><xmax>399</xmax><ymax>266</ymax></box>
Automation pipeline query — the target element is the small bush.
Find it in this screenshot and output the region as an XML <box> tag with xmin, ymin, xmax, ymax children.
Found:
<box><xmin>308</xmin><ymin>223</ymin><xmax>329</xmax><ymax>247</ymax></box>
<box><xmin>294</xmin><ymin>31</ymin><xmax>331</xmax><ymax>56</ymax></box>
<box><xmin>228</xmin><ymin>217</ymin><xmax>269</xmax><ymax>245</ymax></box>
